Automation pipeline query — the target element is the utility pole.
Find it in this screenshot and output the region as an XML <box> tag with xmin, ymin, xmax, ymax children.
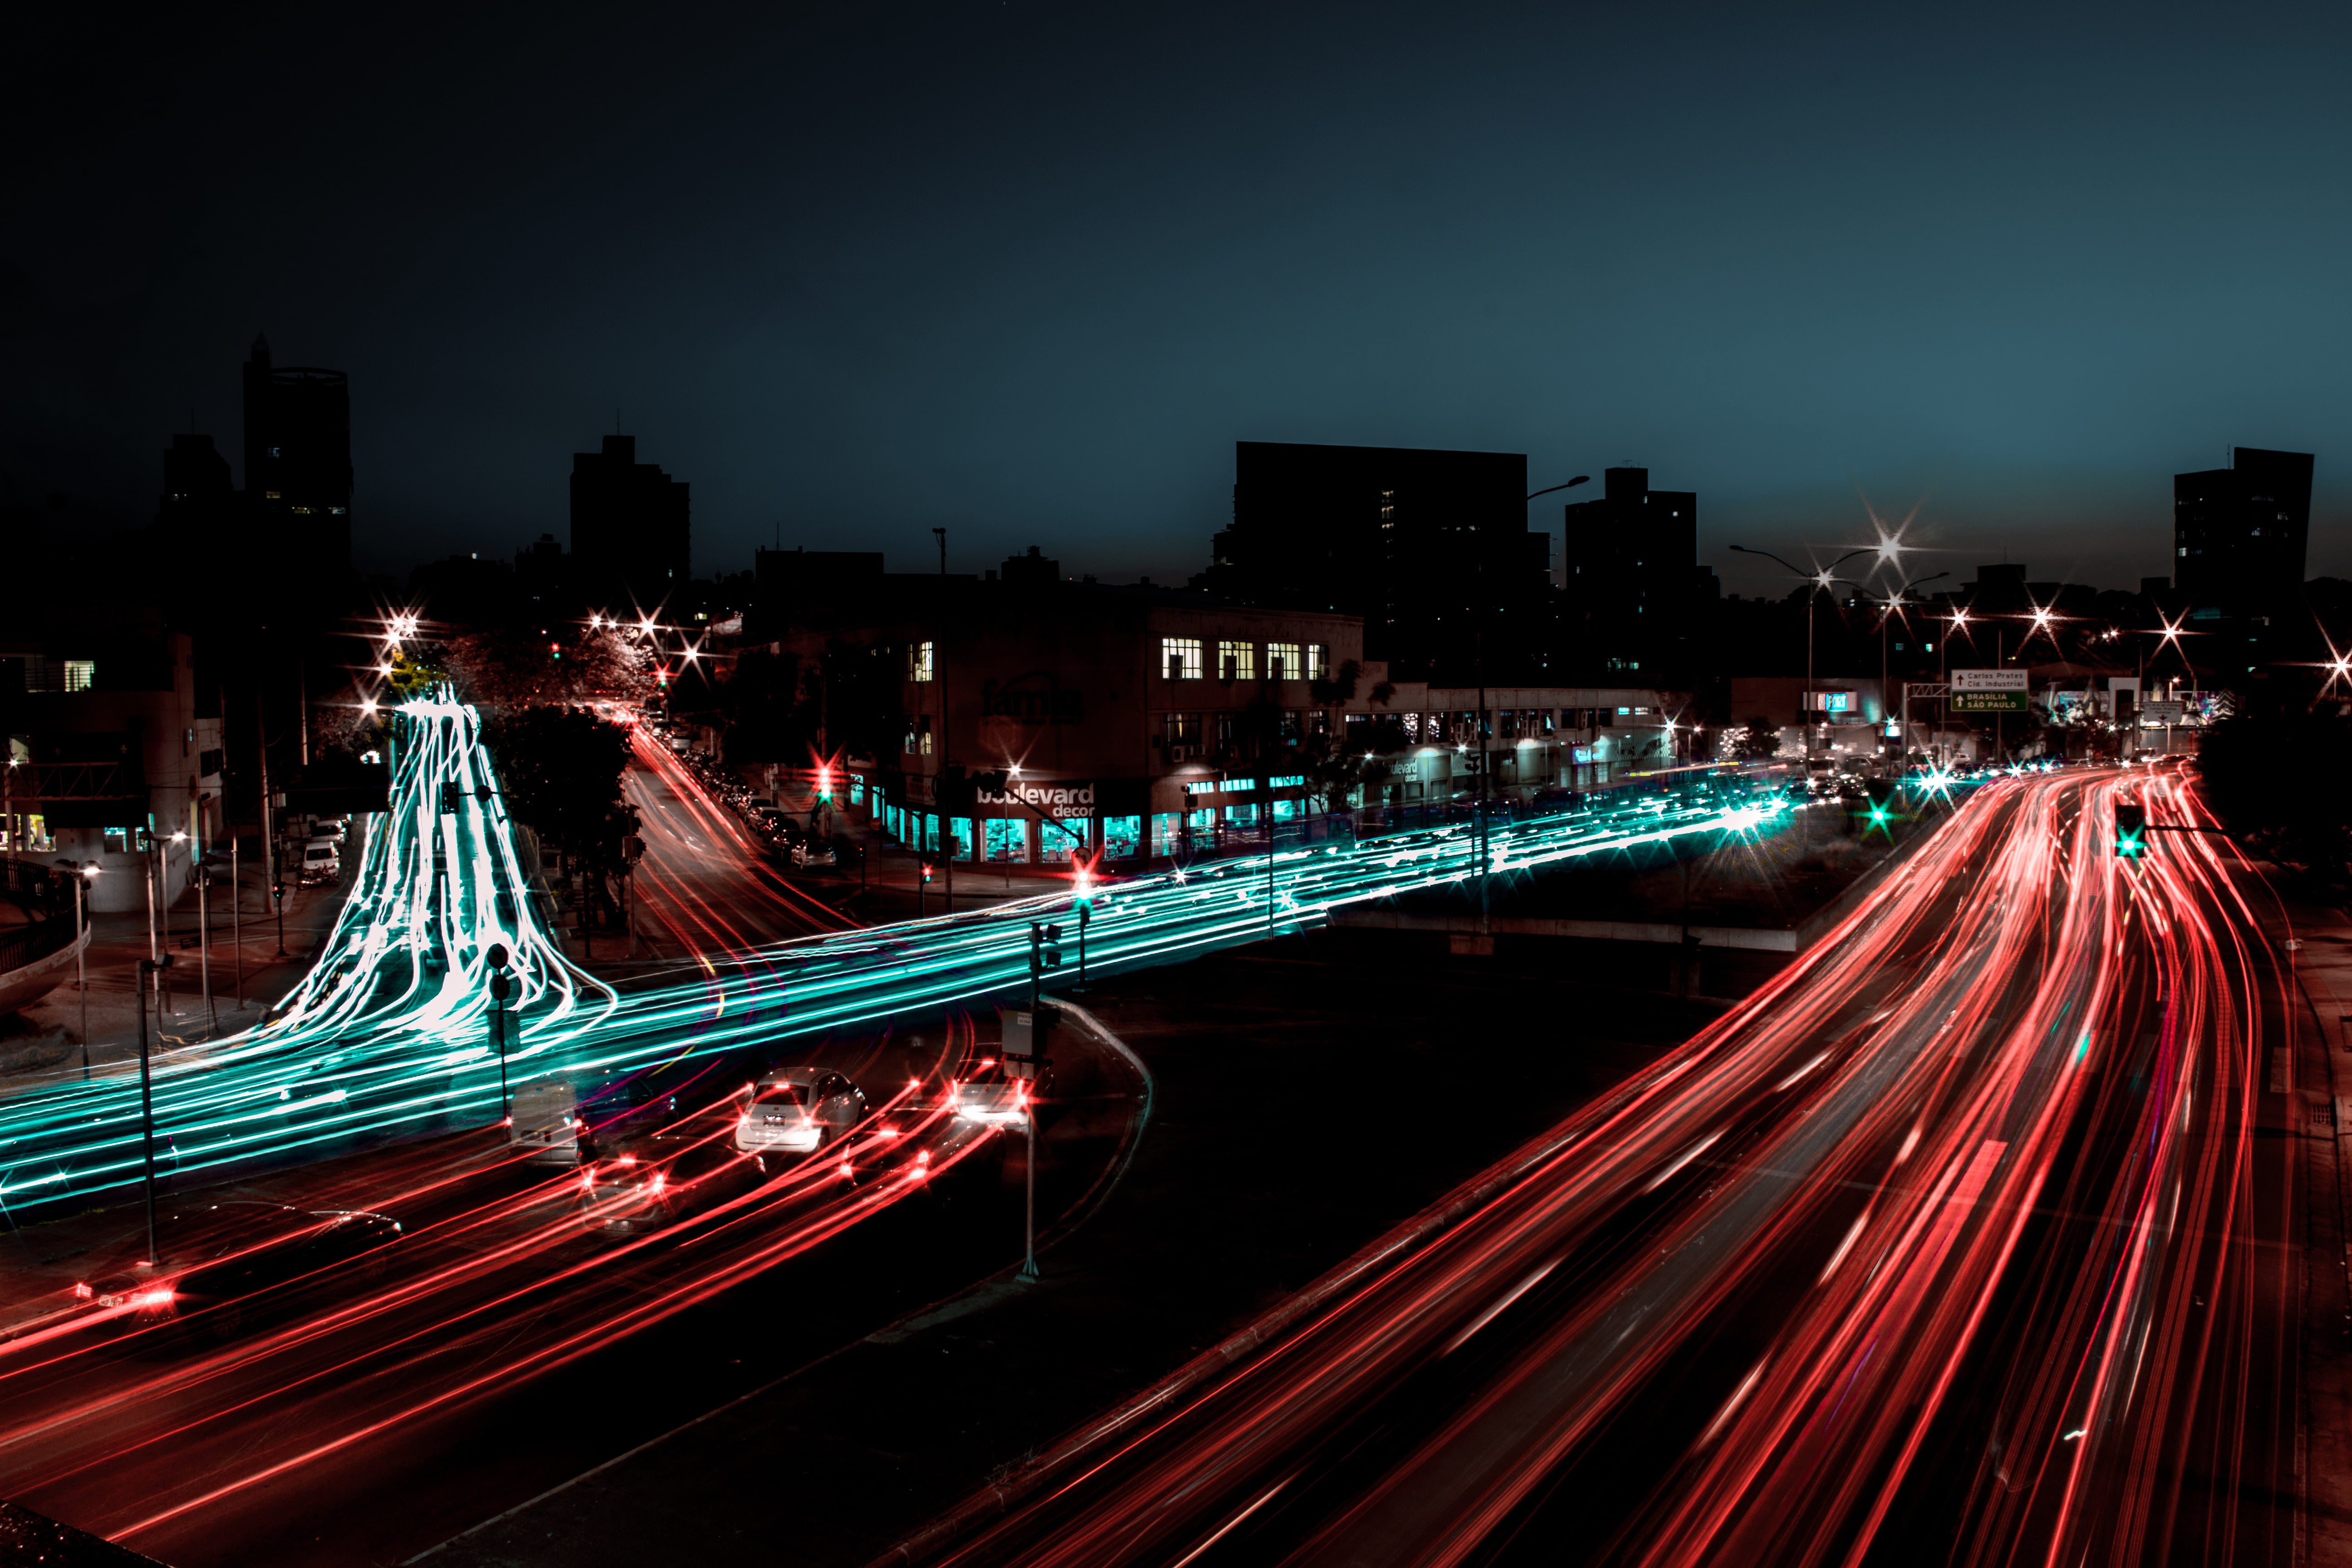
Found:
<box><xmin>258</xmin><ymin>690</ymin><xmax>284</xmax><ymax>958</ymax></box>
<box><xmin>933</xmin><ymin>526</ymin><xmax>946</xmax><ymax>576</ymax></box>
<box><xmin>135</xmin><ymin>954</ymin><xmax>172</xmax><ymax>1268</ymax></box>
<box><xmin>73</xmin><ymin>866</ymin><xmax>93</xmax><ymax>1079</ymax></box>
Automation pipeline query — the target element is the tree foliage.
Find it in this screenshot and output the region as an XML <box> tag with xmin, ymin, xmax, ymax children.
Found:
<box><xmin>2196</xmin><ymin>704</ymin><xmax>2352</xmax><ymax>886</ymax></box>
<box><xmin>1735</xmin><ymin>716</ymin><xmax>1782</xmax><ymax>761</ymax></box>
<box><xmin>443</xmin><ymin>625</ymin><xmax>655</xmax><ymax>717</ymax></box>
<box><xmin>483</xmin><ymin>706</ymin><xmax>638</xmax><ymax>867</ymax></box>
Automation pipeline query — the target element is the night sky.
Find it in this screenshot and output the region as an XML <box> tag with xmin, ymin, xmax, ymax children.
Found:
<box><xmin>8</xmin><ymin>0</ymin><xmax>2351</xmax><ymax>599</ymax></box>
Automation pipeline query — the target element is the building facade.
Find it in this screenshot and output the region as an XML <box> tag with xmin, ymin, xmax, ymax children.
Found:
<box><xmin>572</xmin><ymin>434</ymin><xmax>691</xmax><ymax>609</ymax></box>
<box><xmin>1195</xmin><ymin>441</ymin><xmax>1549</xmax><ymax>684</ymax></box>
<box><xmin>2174</xmin><ymin>446</ymin><xmax>2313</xmax><ymax>613</ymax></box>
<box><xmin>1559</xmin><ymin>466</ymin><xmax>1710</xmax><ymax>680</ymax></box>
<box><xmin>748</xmin><ymin>563</ymin><xmax>1687</xmax><ymax>866</ymax></box>
<box><xmin>242</xmin><ymin>335</ymin><xmax>354</xmax><ymax>570</ymax></box>
<box><xmin>0</xmin><ymin>626</ymin><xmax>225</xmax><ymax>913</ymax></box>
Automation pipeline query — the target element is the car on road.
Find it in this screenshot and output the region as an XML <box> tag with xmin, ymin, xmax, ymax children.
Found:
<box><xmin>576</xmin><ymin>1119</ymin><xmax>761</xmax><ymax>1235</ymax></box>
<box><xmin>790</xmin><ymin>838</ymin><xmax>837</xmax><ymax>868</ymax></box>
<box><xmin>732</xmin><ymin>1066</ymin><xmax>867</xmax><ymax>1158</ymax></box>
<box><xmin>72</xmin><ymin>1200</ymin><xmax>402</xmax><ymax>1347</ymax></box>
<box><xmin>298</xmin><ymin>840</ymin><xmax>341</xmax><ymax>885</ymax></box>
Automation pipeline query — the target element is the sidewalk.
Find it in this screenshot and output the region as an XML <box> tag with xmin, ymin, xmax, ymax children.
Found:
<box><xmin>0</xmin><ymin>863</ymin><xmax>347</xmax><ymax>1093</ymax></box>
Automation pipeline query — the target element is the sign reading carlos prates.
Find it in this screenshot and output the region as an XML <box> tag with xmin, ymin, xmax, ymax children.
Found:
<box><xmin>1949</xmin><ymin>669</ymin><xmax>2029</xmax><ymax>713</ymax></box>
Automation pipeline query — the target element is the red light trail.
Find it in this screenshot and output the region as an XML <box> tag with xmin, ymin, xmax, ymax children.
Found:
<box><xmin>898</xmin><ymin>765</ymin><xmax>2295</xmax><ymax>1567</ymax></box>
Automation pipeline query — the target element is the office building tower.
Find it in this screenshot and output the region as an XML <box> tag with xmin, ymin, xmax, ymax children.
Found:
<box><xmin>2174</xmin><ymin>446</ymin><xmax>2313</xmax><ymax>613</ymax></box>
<box><xmin>571</xmin><ymin>433</ymin><xmax>691</xmax><ymax>608</ymax></box>
<box><xmin>1198</xmin><ymin>441</ymin><xmax>1543</xmax><ymax>683</ymax></box>
<box><xmin>241</xmin><ymin>335</ymin><xmax>353</xmax><ymax>568</ymax></box>
<box><xmin>1559</xmin><ymin>467</ymin><xmax>1703</xmax><ymax>677</ymax></box>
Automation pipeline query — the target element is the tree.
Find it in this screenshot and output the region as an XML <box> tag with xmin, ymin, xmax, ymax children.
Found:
<box><xmin>482</xmin><ymin>707</ymin><xmax>638</xmax><ymax>868</ymax></box>
<box><xmin>2196</xmin><ymin>704</ymin><xmax>2352</xmax><ymax>886</ymax></box>
<box><xmin>1735</xmin><ymin>715</ymin><xmax>1782</xmax><ymax>761</ymax></box>
<box><xmin>443</xmin><ymin>625</ymin><xmax>656</xmax><ymax>717</ymax></box>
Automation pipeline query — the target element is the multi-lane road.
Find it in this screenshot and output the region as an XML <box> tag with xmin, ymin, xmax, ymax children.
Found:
<box><xmin>906</xmin><ymin>764</ymin><xmax>2299</xmax><ymax>1568</ymax></box>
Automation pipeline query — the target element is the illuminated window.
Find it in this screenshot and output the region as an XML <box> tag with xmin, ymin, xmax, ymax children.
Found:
<box><xmin>62</xmin><ymin>661</ymin><xmax>95</xmax><ymax>692</ymax></box>
<box><xmin>1161</xmin><ymin>637</ymin><xmax>1203</xmax><ymax>681</ymax></box>
<box><xmin>905</xmin><ymin>715</ymin><xmax>933</xmax><ymax>755</ymax></box>
<box><xmin>289</xmin><ymin>506</ymin><xmax>314</xmax><ymax>514</ymax></box>
<box><xmin>1218</xmin><ymin>641</ymin><xmax>1256</xmax><ymax>681</ymax></box>
<box><xmin>103</xmin><ymin>828</ymin><xmax>129</xmax><ymax>854</ymax></box>
<box><xmin>1163</xmin><ymin>711</ymin><xmax>1202</xmax><ymax>746</ymax></box>
<box><xmin>1313</xmin><ymin>645</ymin><xmax>1333</xmax><ymax>680</ymax></box>
<box><xmin>264</xmin><ymin>490</ymin><xmax>280</xmax><ymax>499</ymax></box>
<box><xmin>906</xmin><ymin>641</ymin><xmax>935</xmax><ymax>683</ymax></box>
<box><xmin>1266</xmin><ymin>642</ymin><xmax>1302</xmax><ymax>681</ymax></box>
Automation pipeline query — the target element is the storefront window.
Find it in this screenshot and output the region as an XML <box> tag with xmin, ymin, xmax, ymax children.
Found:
<box><xmin>1266</xmin><ymin>642</ymin><xmax>1302</xmax><ymax>681</ymax></box>
<box><xmin>1272</xmin><ymin>797</ymin><xmax>1302</xmax><ymax>823</ymax></box>
<box><xmin>1218</xmin><ymin>640</ymin><xmax>1256</xmax><ymax>681</ymax></box>
<box><xmin>1149</xmin><ymin>812</ymin><xmax>1180</xmax><ymax>857</ymax></box>
<box><xmin>1040</xmin><ymin>817</ymin><xmax>1088</xmax><ymax>863</ymax></box>
<box><xmin>849</xmin><ymin>774</ymin><xmax>866</xmax><ymax>806</ymax></box>
<box><xmin>985</xmin><ymin>818</ymin><xmax>1026</xmax><ymax>862</ymax></box>
<box><xmin>1103</xmin><ymin>815</ymin><xmax>1142</xmax><ymax>859</ymax></box>
<box><xmin>1161</xmin><ymin>637</ymin><xmax>1203</xmax><ymax>680</ymax></box>
<box><xmin>946</xmin><ymin>817</ymin><xmax>974</xmax><ymax>860</ymax></box>
<box><xmin>1186</xmin><ymin>806</ymin><xmax>1216</xmax><ymax>844</ymax></box>
<box><xmin>1227</xmin><ymin>801</ymin><xmax>1259</xmax><ymax>828</ymax></box>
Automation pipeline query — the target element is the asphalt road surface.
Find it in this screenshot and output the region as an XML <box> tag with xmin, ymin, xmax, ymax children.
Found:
<box><xmin>0</xmin><ymin>1006</ymin><xmax>1144</xmax><ymax>1567</ymax></box>
<box><xmin>620</xmin><ymin>730</ymin><xmax>852</xmax><ymax>958</ymax></box>
<box><xmin>907</xmin><ymin>764</ymin><xmax>2302</xmax><ymax>1568</ymax></box>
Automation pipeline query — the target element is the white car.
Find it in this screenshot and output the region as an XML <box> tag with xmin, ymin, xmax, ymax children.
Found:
<box><xmin>732</xmin><ymin>1067</ymin><xmax>867</xmax><ymax>1156</ymax></box>
<box><xmin>297</xmin><ymin>841</ymin><xmax>340</xmax><ymax>886</ymax></box>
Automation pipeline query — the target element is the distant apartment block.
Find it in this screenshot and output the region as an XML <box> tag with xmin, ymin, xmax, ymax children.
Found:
<box><xmin>2174</xmin><ymin>446</ymin><xmax>2312</xmax><ymax>613</ymax></box>
<box><xmin>572</xmin><ymin>433</ymin><xmax>691</xmax><ymax>609</ymax></box>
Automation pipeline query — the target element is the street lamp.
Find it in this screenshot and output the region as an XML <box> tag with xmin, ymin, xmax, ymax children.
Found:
<box><xmin>1729</xmin><ymin>544</ymin><xmax>1877</xmax><ymax>764</ymax></box>
<box><xmin>1872</xmin><ymin>571</ymin><xmax>1948</xmax><ymax>760</ymax></box>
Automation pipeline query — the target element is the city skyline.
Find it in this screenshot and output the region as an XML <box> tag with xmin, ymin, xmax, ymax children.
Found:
<box><xmin>5</xmin><ymin>2</ymin><xmax>2352</xmax><ymax>596</ymax></box>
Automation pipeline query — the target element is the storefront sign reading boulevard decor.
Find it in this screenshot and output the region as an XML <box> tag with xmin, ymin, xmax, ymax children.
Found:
<box><xmin>975</xmin><ymin>779</ymin><xmax>1098</xmax><ymax>818</ymax></box>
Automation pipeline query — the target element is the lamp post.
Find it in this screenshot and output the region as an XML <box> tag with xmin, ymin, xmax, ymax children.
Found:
<box><xmin>1729</xmin><ymin>545</ymin><xmax>1877</xmax><ymax>764</ymax></box>
<box><xmin>135</xmin><ymin>951</ymin><xmax>173</xmax><ymax>1268</ymax></box>
<box><xmin>73</xmin><ymin>863</ymin><xmax>98</xmax><ymax>1079</ymax></box>
<box><xmin>1873</xmin><ymin>572</ymin><xmax>1949</xmax><ymax>760</ymax></box>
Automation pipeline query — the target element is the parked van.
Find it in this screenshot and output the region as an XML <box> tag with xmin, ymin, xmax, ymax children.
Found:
<box><xmin>298</xmin><ymin>840</ymin><xmax>340</xmax><ymax>886</ymax></box>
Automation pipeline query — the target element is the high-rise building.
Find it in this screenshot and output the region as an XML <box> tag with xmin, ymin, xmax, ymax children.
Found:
<box><xmin>1559</xmin><ymin>467</ymin><xmax>1705</xmax><ymax>678</ymax></box>
<box><xmin>2173</xmin><ymin>446</ymin><xmax>2312</xmax><ymax>613</ymax></box>
<box><xmin>157</xmin><ymin>433</ymin><xmax>235</xmax><ymax>531</ymax></box>
<box><xmin>241</xmin><ymin>335</ymin><xmax>353</xmax><ymax>568</ymax></box>
<box><xmin>1196</xmin><ymin>441</ymin><xmax>1543</xmax><ymax>683</ymax></box>
<box><xmin>571</xmin><ymin>433</ymin><xmax>691</xmax><ymax>608</ymax></box>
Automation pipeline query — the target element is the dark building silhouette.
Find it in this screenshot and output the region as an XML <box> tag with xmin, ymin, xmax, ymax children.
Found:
<box><xmin>571</xmin><ymin>434</ymin><xmax>690</xmax><ymax>608</ymax></box>
<box><xmin>999</xmin><ymin>545</ymin><xmax>1060</xmax><ymax>585</ymax></box>
<box><xmin>1196</xmin><ymin>441</ymin><xmax>1543</xmax><ymax>683</ymax></box>
<box><xmin>1559</xmin><ymin>466</ymin><xmax>1707</xmax><ymax>678</ymax></box>
<box><xmin>241</xmin><ymin>335</ymin><xmax>353</xmax><ymax>568</ymax></box>
<box><xmin>157</xmin><ymin>433</ymin><xmax>235</xmax><ymax>531</ymax></box>
<box><xmin>2174</xmin><ymin>446</ymin><xmax>2312</xmax><ymax>613</ymax></box>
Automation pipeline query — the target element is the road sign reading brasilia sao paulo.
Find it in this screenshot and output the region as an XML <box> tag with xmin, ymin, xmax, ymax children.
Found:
<box><xmin>1949</xmin><ymin>669</ymin><xmax>2029</xmax><ymax>713</ymax></box>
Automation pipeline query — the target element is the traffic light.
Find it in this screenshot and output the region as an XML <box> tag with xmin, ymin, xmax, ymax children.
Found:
<box><xmin>1862</xmin><ymin>778</ymin><xmax>1898</xmax><ymax>833</ymax></box>
<box><xmin>1030</xmin><ymin>921</ymin><xmax>1063</xmax><ymax>973</ymax></box>
<box><xmin>920</xmin><ymin>860</ymin><xmax>935</xmax><ymax>886</ymax></box>
<box><xmin>2114</xmin><ymin>801</ymin><xmax>2147</xmax><ymax>859</ymax></box>
<box><xmin>438</xmin><ymin>781</ymin><xmax>460</xmax><ymax>816</ymax></box>
<box><xmin>816</xmin><ymin>766</ymin><xmax>833</xmax><ymax>804</ymax></box>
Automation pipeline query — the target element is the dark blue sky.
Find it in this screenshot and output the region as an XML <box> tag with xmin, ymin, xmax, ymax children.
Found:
<box><xmin>8</xmin><ymin>0</ymin><xmax>2351</xmax><ymax>599</ymax></box>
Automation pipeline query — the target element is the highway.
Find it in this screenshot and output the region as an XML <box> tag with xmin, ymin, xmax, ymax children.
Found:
<box><xmin>0</xmin><ymin>694</ymin><xmax>1804</xmax><ymax>1561</ymax></box>
<box><xmin>902</xmin><ymin>764</ymin><xmax>2299</xmax><ymax>1568</ymax></box>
